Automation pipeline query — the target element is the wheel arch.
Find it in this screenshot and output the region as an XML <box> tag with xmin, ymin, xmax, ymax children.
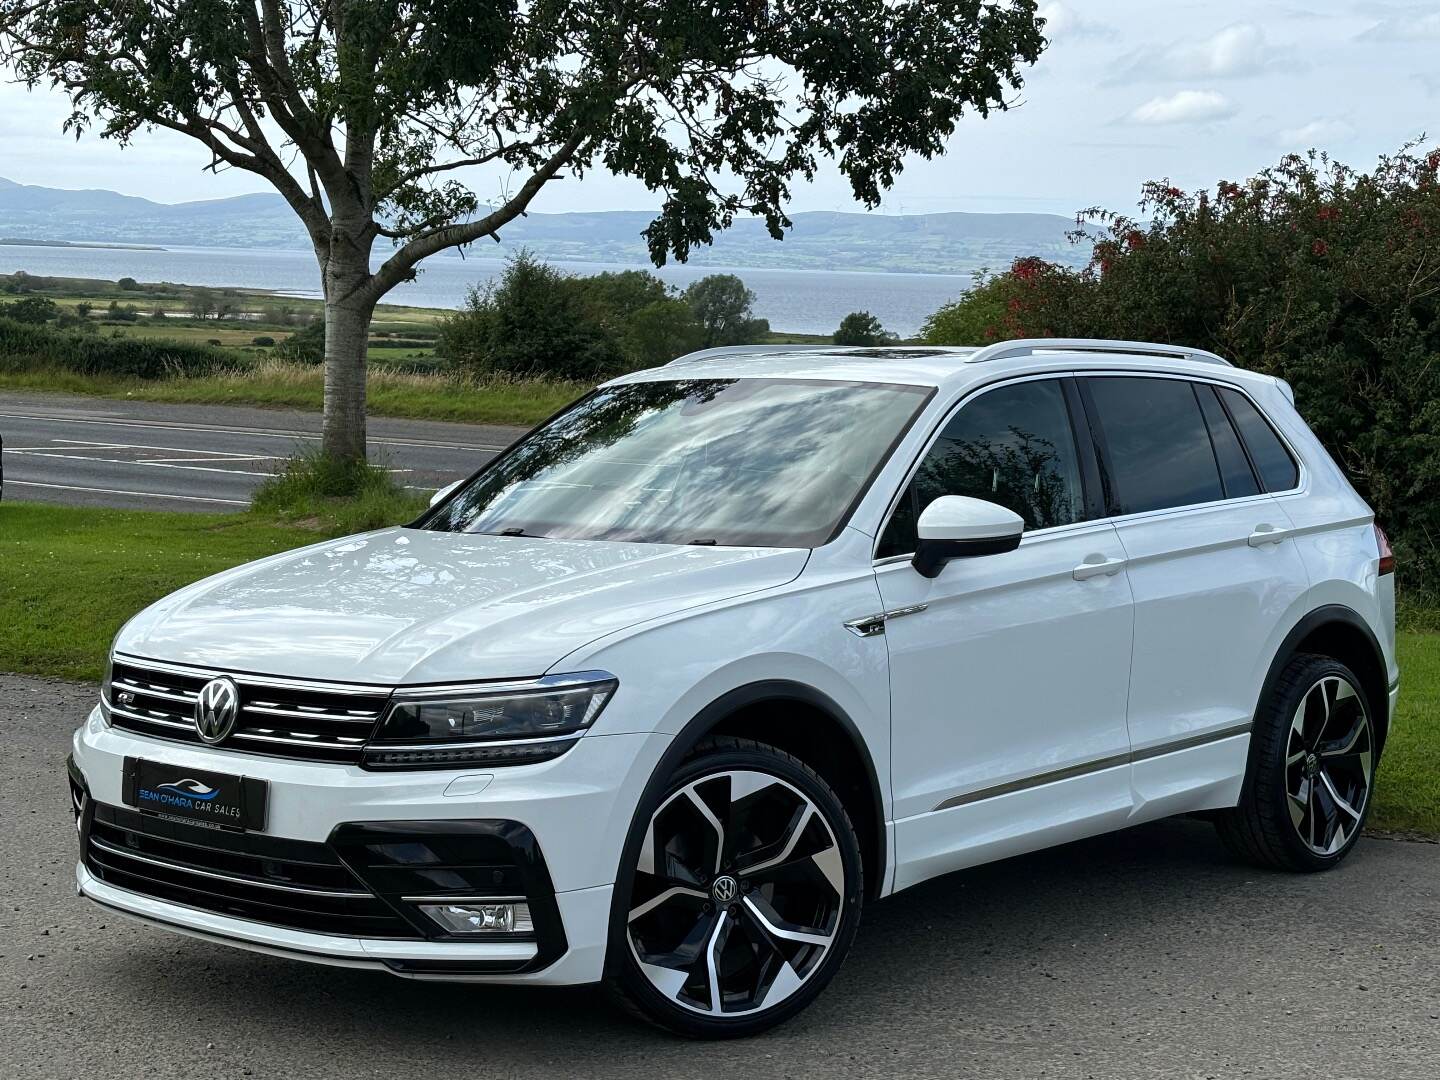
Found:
<box><xmin>1260</xmin><ymin>605</ymin><xmax>1390</xmax><ymax>750</ymax></box>
<box><xmin>605</xmin><ymin>680</ymin><xmax>888</xmax><ymax>978</ymax></box>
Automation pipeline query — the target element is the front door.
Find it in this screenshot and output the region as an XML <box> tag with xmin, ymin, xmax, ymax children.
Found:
<box><xmin>874</xmin><ymin>376</ymin><xmax>1135</xmax><ymax>890</ymax></box>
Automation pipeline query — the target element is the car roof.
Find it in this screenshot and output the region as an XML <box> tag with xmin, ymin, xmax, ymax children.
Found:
<box><xmin>606</xmin><ymin>339</ymin><xmax>1282</xmax><ymax>396</ymax></box>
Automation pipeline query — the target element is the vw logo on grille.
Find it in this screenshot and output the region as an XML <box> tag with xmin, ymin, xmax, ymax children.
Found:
<box><xmin>711</xmin><ymin>875</ymin><xmax>739</xmax><ymax>904</ymax></box>
<box><xmin>194</xmin><ymin>677</ymin><xmax>240</xmax><ymax>744</ymax></box>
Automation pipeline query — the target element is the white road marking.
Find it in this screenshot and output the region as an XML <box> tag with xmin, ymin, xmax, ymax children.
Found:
<box><xmin>0</xmin><ymin>410</ymin><xmax>509</xmax><ymax>451</ymax></box>
<box><xmin>3</xmin><ymin>449</ymin><xmax>274</xmax><ymax>477</ymax></box>
<box><xmin>142</xmin><ymin>454</ymin><xmax>285</xmax><ymax>464</ymax></box>
<box><xmin>6</xmin><ymin>480</ymin><xmax>249</xmax><ymax>505</ymax></box>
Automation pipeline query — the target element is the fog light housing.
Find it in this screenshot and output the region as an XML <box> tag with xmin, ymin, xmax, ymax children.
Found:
<box><xmin>418</xmin><ymin>900</ymin><xmax>533</xmax><ymax>935</ymax></box>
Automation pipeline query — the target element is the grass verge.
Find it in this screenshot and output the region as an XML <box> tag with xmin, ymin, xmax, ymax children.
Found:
<box><xmin>0</xmin><ymin>360</ymin><xmax>586</xmax><ymax>427</ymax></box>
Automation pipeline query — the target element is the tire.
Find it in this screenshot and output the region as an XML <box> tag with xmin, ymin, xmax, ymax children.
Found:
<box><xmin>1216</xmin><ymin>653</ymin><xmax>1377</xmax><ymax>872</ymax></box>
<box><xmin>607</xmin><ymin>736</ymin><xmax>864</xmax><ymax>1038</ymax></box>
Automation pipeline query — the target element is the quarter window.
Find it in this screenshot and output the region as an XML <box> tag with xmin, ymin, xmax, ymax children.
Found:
<box><xmin>1085</xmin><ymin>377</ymin><xmax>1225</xmax><ymax>514</ymax></box>
<box><xmin>1196</xmin><ymin>384</ymin><xmax>1261</xmax><ymax>499</ymax></box>
<box><xmin>1218</xmin><ymin>387</ymin><xmax>1300</xmax><ymax>492</ymax></box>
<box><xmin>877</xmin><ymin>379</ymin><xmax>1084</xmax><ymax>558</ymax></box>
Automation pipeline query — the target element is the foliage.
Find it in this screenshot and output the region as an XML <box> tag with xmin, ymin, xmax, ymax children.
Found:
<box><xmin>0</xmin><ymin>0</ymin><xmax>1046</xmax><ymax>462</ymax></box>
<box><xmin>105</xmin><ymin>299</ymin><xmax>139</xmax><ymax>322</ymax></box>
<box><xmin>923</xmin><ymin>147</ymin><xmax>1440</xmax><ymax>595</ymax></box>
<box><xmin>252</xmin><ymin>335</ymin><xmax>276</xmax><ymax>347</ymax></box>
<box><xmin>438</xmin><ymin>253</ymin><xmax>769</xmax><ymax>377</ymax></box>
<box><xmin>833</xmin><ymin>311</ymin><xmax>893</xmax><ymax>346</ymax></box>
<box><xmin>250</xmin><ymin>449</ymin><xmax>428</xmax><ymax>533</ymax></box>
<box><xmin>274</xmin><ymin>321</ymin><xmax>326</xmax><ymax>364</ymax></box>
<box><xmin>0</xmin><ymin>315</ymin><xmax>244</xmax><ymax>378</ymax></box>
<box><xmin>683</xmin><ymin>274</ymin><xmax>769</xmax><ymax>348</ymax></box>
<box><xmin>0</xmin><ymin>294</ymin><xmax>58</xmax><ymax>324</ymax></box>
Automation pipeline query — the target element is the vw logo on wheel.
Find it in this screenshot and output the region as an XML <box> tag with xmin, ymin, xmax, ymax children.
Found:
<box><xmin>711</xmin><ymin>875</ymin><xmax>739</xmax><ymax>904</ymax></box>
<box><xmin>194</xmin><ymin>677</ymin><xmax>240</xmax><ymax>744</ymax></box>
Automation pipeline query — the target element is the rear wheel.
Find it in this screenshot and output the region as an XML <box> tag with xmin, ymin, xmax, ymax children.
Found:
<box><xmin>1217</xmin><ymin>654</ymin><xmax>1376</xmax><ymax>871</ymax></box>
<box><xmin>609</xmin><ymin>737</ymin><xmax>863</xmax><ymax>1037</ymax></box>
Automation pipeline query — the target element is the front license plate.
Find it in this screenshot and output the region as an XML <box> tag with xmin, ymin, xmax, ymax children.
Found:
<box><xmin>124</xmin><ymin>757</ymin><xmax>267</xmax><ymax>831</ymax></box>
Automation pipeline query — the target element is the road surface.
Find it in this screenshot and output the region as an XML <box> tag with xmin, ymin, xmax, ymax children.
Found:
<box><xmin>0</xmin><ymin>392</ymin><xmax>529</xmax><ymax>511</ymax></box>
<box><xmin>3</xmin><ymin>673</ymin><xmax>1437</xmax><ymax>1079</ymax></box>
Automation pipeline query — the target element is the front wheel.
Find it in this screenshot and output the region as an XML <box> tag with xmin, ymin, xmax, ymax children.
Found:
<box><xmin>609</xmin><ymin>736</ymin><xmax>864</xmax><ymax>1037</ymax></box>
<box><xmin>1217</xmin><ymin>653</ymin><xmax>1377</xmax><ymax>871</ymax></box>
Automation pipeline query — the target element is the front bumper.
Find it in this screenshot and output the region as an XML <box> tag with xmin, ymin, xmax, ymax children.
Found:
<box><xmin>70</xmin><ymin>708</ymin><xmax>669</xmax><ymax>984</ymax></box>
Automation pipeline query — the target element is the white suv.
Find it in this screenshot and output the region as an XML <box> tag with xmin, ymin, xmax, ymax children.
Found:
<box><xmin>69</xmin><ymin>339</ymin><xmax>1398</xmax><ymax>1037</ymax></box>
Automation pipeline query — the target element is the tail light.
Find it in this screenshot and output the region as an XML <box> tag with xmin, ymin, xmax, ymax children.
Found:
<box><xmin>1375</xmin><ymin>524</ymin><xmax>1395</xmax><ymax>575</ymax></box>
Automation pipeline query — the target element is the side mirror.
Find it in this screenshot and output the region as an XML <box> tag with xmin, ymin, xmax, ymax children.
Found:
<box><xmin>912</xmin><ymin>495</ymin><xmax>1024</xmax><ymax>578</ymax></box>
<box><xmin>429</xmin><ymin>480</ymin><xmax>462</xmax><ymax>508</ymax></box>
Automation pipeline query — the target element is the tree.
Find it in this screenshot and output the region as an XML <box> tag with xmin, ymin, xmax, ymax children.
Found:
<box><xmin>438</xmin><ymin>251</ymin><xmax>622</xmax><ymax>379</ymax></box>
<box><xmin>833</xmin><ymin>310</ymin><xmax>890</xmax><ymax>346</ymax></box>
<box><xmin>0</xmin><ymin>2</ymin><xmax>1046</xmax><ymax>464</ymax></box>
<box><xmin>683</xmin><ymin>274</ymin><xmax>768</xmax><ymax>348</ymax></box>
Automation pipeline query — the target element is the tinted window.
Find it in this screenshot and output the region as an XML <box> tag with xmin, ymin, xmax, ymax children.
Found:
<box><xmin>1196</xmin><ymin>384</ymin><xmax>1261</xmax><ymax>499</ymax></box>
<box><xmin>877</xmin><ymin>379</ymin><xmax>1083</xmax><ymax>557</ymax></box>
<box><xmin>1219</xmin><ymin>387</ymin><xmax>1300</xmax><ymax>491</ymax></box>
<box><xmin>423</xmin><ymin>378</ymin><xmax>931</xmax><ymax>548</ymax></box>
<box><xmin>1087</xmin><ymin>377</ymin><xmax>1224</xmax><ymax>514</ymax></box>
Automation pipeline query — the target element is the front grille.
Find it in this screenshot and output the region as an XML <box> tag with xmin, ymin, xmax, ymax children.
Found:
<box><xmin>105</xmin><ymin>656</ymin><xmax>390</xmax><ymax>764</ymax></box>
<box><xmin>84</xmin><ymin>802</ymin><xmax>420</xmax><ymax>938</ymax></box>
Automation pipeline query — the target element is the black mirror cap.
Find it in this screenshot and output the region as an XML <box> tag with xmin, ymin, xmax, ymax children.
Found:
<box><xmin>912</xmin><ymin>533</ymin><xmax>1023</xmax><ymax>578</ymax></box>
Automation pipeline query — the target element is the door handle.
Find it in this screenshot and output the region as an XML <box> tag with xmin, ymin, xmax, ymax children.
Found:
<box><xmin>1247</xmin><ymin>523</ymin><xmax>1290</xmax><ymax>547</ymax></box>
<box><xmin>1073</xmin><ymin>554</ymin><xmax>1126</xmax><ymax>581</ymax></box>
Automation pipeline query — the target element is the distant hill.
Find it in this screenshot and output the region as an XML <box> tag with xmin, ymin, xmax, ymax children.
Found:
<box><xmin>0</xmin><ymin>176</ymin><xmax>1091</xmax><ymax>276</ymax></box>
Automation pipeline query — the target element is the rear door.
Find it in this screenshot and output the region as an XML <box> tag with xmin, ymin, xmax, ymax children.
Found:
<box><xmin>1079</xmin><ymin>374</ymin><xmax>1309</xmax><ymax>814</ymax></box>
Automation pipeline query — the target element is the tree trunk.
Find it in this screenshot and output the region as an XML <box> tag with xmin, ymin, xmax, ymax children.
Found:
<box><xmin>319</xmin><ymin>251</ymin><xmax>376</xmax><ymax>466</ymax></box>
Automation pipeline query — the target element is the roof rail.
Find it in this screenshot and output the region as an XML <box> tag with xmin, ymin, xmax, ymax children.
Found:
<box><xmin>965</xmin><ymin>338</ymin><xmax>1232</xmax><ymax>367</ymax></box>
<box><xmin>665</xmin><ymin>344</ymin><xmax>849</xmax><ymax>367</ymax></box>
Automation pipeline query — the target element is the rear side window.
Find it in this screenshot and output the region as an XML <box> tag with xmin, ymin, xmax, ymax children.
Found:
<box><xmin>1218</xmin><ymin>387</ymin><xmax>1300</xmax><ymax>492</ymax></box>
<box><xmin>1085</xmin><ymin>377</ymin><xmax>1224</xmax><ymax>514</ymax></box>
<box><xmin>1196</xmin><ymin>384</ymin><xmax>1261</xmax><ymax>499</ymax></box>
<box><xmin>877</xmin><ymin>378</ymin><xmax>1084</xmax><ymax>557</ymax></box>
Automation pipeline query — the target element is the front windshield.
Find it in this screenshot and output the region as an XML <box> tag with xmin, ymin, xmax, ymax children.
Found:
<box><xmin>421</xmin><ymin>377</ymin><xmax>932</xmax><ymax>547</ymax></box>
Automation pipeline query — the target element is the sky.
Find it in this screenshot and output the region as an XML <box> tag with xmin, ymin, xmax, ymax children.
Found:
<box><xmin>0</xmin><ymin>1</ymin><xmax>1435</xmax><ymax>220</ymax></box>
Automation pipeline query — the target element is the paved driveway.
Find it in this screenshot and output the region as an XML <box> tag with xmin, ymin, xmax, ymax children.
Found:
<box><xmin>3</xmin><ymin>673</ymin><xmax>1437</xmax><ymax>1079</ymax></box>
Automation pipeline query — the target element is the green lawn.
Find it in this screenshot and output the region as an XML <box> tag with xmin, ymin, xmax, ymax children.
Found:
<box><xmin>1</xmin><ymin>499</ymin><xmax>1434</xmax><ymax>835</ymax></box>
<box><xmin>0</xmin><ymin>362</ymin><xmax>584</xmax><ymax>427</ymax></box>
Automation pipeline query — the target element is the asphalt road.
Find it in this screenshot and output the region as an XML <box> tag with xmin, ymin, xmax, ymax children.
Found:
<box><xmin>3</xmin><ymin>674</ymin><xmax>1438</xmax><ymax>1079</ymax></box>
<box><xmin>0</xmin><ymin>392</ymin><xmax>529</xmax><ymax>511</ymax></box>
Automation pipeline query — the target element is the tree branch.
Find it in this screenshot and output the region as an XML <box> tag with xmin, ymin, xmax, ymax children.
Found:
<box><xmin>363</xmin><ymin>130</ymin><xmax>588</xmax><ymax>304</ymax></box>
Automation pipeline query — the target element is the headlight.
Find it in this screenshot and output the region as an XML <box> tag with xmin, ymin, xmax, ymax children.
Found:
<box><xmin>363</xmin><ymin>671</ymin><xmax>617</xmax><ymax>770</ymax></box>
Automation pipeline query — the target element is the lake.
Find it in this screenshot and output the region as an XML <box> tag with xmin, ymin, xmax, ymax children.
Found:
<box><xmin>1</xmin><ymin>243</ymin><xmax>973</xmax><ymax>337</ymax></box>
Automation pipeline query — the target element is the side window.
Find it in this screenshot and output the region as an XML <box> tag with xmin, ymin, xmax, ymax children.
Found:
<box><xmin>1196</xmin><ymin>384</ymin><xmax>1261</xmax><ymax>499</ymax></box>
<box><xmin>877</xmin><ymin>379</ymin><xmax>1084</xmax><ymax>557</ymax></box>
<box><xmin>1218</xmin><ymin>387</ymin><xmax>1301</xmax><ymax>492</ymax></box>
<box><xmin>1085</xmin><ymin>377</ymin><xmax>1224</xmax><ymax>514</ymax></box>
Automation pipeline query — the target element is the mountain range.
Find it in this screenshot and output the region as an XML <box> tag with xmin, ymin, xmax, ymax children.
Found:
<box><xmin>0</xmin><ymin>175</ymin><xmax>1091</xmax><ymax>276</ymax></box>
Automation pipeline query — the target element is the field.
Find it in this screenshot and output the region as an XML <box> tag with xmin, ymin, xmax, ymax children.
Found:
<box><xmin>0</xmin><ymin>499</ymin><xmax>1434</xmax><ymax>836</ymax></box>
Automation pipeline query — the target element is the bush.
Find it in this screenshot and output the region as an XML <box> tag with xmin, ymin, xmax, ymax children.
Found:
<box><xmin>833</xmin><ymin>311</ymin><xmax>892</xmax><ymax>346</ymax></box>
<box><xmin>250</xmin><ymin>449</ymin><xmax>428</xmax><ymax>534</ymax></box>
<box><xmin>0</xmin><ymin>316</ymin><xmax>246</xmax><ymax>378</ymax></box>
<box><xmin>922</xmin><ymin>145</ymin><xmax>1440</xmax><ymax>596</ymax></box>
<box><xmin>106</xmin><ymin>299</ymin><xmax>139</xmax><ymax>322</ymax></box>
<box><xmin>274</xmin><ymin>320</ymin><xmax>325</xmax><ymax>363</ymax></box>
<box><xmin>0</xmin><ymin>295</ymin><xmax>59</xmax><ymax>324</ymax></box>
<box><xmin>252</xmin><ymin>335</ymin><xmax>276</xmax><ymax>347</ymax></box>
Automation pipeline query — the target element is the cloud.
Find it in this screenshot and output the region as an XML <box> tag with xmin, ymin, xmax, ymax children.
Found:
<box><xmin>1125</xmin><ymin>90</ymin><xmax>1238</xmax><ymax>126</ymax></box>
<box><xmin>1275</xmin><ymin>118</ymin><xmax>1357</xmax><ymax>147</ymax></box>
<box><xmin>1111</xmin><ymin>23</ymin><xmax>1291</xmax><ymax>83</ymax></box>
<box><xmin>1357</xmin><ymin>9</ymin><xmax>1440</xmax><ymax>41</ymax></box>
<box><xmin>1038</xmin><ymin>2</ymin><xmax>1114</xmax><ymax>40</ymax></box>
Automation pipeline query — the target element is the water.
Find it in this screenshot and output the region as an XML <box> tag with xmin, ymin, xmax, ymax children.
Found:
<box><xmin>1</xmin><ymin>243</ymin><xmax>972</xmax><ymax>337</ymax></box>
